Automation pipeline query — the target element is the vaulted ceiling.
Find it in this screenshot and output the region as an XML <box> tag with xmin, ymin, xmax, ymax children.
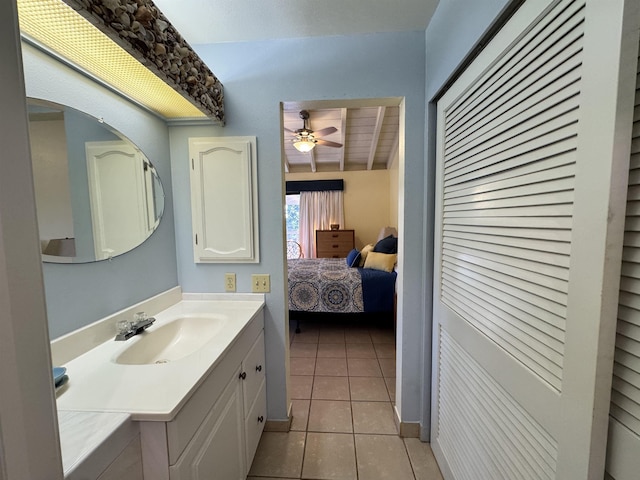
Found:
<box><xmin>283</xmin><ymin>105</ymin><xmax>400</xmax><ymax>174</ymax></box>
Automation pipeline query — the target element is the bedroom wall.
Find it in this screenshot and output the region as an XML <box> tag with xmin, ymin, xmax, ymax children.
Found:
<box><xmin>285</xmin><ymin>169</ymin><xmax>392</xmax><ymax>248</ymax></box>
<box><xmin>22</xmin><ymin>43</ymin><xmax>179</xmax><ymax>339</ymax></box>
<box><xmin>170</xmin><ymin>30</ymin><xmax>426</xmax><ymax>424</ymax></box>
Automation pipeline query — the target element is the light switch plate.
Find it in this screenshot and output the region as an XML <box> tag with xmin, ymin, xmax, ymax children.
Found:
<box><xmin>225</xmin><ymin>273</ymin><xmax>236</xmax><ymax>292</ymax></box>
<box><xmin>251</xmin><ymin>274</ymin><xmax>270</xmax><ymax>293</ymax></box>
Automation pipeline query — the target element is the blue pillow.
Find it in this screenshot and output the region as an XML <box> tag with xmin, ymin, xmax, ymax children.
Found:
<box><xmin>346</xmin><ymin>248</ymin><xmax>361</xmax><ymax>267</ymax></box>
<box><xmin>373</xmin><ymin>235</ymin><xmax>397</xmax><ymax>254</ymax></box>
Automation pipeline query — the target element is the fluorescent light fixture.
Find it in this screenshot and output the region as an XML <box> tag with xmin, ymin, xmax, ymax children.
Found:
<box><xmin>17</xmin><ymin>0</ymin><xmax>220</xmax><ymax>121</ymax></box>
<box><xmin>293</xmin><ymin>138</ymin><xmax>316</xmax><ymax>153</ymax></box>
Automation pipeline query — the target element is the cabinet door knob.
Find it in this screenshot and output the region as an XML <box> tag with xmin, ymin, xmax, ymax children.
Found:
<box><xmin>239</xmin><ymin>371</ymin><xmax>247</xmax><ymax>380</ymax></box>
<box><xmin>256</xmin><ymin>365</ymin><xmax>262</xmax><ymax>372</ymax></box>
<box><xmin>258</xmin><ymin>416</ymin><xmax>264</xmax><ymax>423</ymax></box>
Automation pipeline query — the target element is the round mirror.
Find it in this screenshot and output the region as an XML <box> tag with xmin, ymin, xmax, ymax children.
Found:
<box><xmin>27</xmin><ymin>99</ymin><xmax>165</xmax><ymax>263</ymax></box>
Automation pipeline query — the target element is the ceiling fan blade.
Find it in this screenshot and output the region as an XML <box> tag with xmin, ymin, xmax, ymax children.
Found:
<box><xmin>284</xmin><ymin>127</ymin><xmax>296</xmax><ymax>134</ymax></box>
<box><xmin>312</xmin><ymin>126</ymin><xmax>337</xmax><ymax>137</ymax></box>
<box><xmin>315</xmin><ymin>139</ymin><xmax>343</xmax><ymax>148</ymax></box>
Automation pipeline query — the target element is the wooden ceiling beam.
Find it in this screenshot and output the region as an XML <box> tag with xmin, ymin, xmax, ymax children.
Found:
<box><xmin>339</xmin><ymin>108</ymin><xmax>347</xmax><ymax>171</ymax></box>
<box><xmin>309</xmin><ymin>149</ymin><xmax>317</xmax><ymax>173</ymax></box>
<box><xmin>366</xmin><ymin>106</ymin><xmax>386</xmax><ymax>170</ymax></box>
<box><xmin>386</xmin><ymin>131</ymin><xmax>400</xmax><ymax>169</ymax></box>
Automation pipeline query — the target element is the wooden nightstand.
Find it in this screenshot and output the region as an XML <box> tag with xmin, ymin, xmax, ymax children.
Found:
<box><xmin>316</xmin><ymin>230</ymin><xmax>355</xmax><ymax>258</ymax></box>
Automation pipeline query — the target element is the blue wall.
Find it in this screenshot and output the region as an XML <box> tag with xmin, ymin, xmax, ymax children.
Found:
<box><xmin>22</xmin><ymin>44</ymin><xmax>179</xmax><ymax>339</ymax></box>
<box><xmin>170</xmin><ymin>31</ymin><xmax>427</xmax><ymax>421</ymax></box>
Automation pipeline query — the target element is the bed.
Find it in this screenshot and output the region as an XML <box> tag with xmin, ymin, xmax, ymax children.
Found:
<box><xmin>287</xmin><ymin>256</ymin><xmax>397</xmax><ymax>332</ymax></box>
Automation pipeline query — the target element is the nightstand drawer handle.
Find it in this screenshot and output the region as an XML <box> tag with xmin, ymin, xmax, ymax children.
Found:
<box><xmin>258</xmin><ymin>416</ymin><xmax>264</xmax><ymax>423</ymax></box>
<box><xmin>239</xmin><ymin>372</ymin><xmax>247</xmax><ymax>380</ymax></box>
<box><xmin>256</xmin><ymin>365</ymin><xmax>262</xmax><ymax>372</ymax></box>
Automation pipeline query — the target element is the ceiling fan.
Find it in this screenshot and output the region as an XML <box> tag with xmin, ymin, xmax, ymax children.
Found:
<box><xmin>286</xmin><ymin>110</ymin><xmax>343</xmax><ymax>153</ymax></box>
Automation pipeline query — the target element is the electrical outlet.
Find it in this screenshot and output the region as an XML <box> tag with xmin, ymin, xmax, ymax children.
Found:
<box><xmin>225</xmin><ymin>273</ymin><xmax>236</xmax><ymax>292</ymax></box>
<box><xmin>251</xmin><ymin>274</ymin><xmax>270</xmax><ymax>293</ymax></box>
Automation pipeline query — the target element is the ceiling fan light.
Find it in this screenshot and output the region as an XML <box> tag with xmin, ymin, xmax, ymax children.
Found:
<box><xmin>293</xmin><ymin>138</ymin><xmax>316</xmax><ymax>153</ymax></box>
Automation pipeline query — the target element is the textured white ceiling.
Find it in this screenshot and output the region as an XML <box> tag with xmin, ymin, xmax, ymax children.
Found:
<box><xmin>152</xmin><ymin>0</ymin><xmax>439</xmax><ymax>45</ymax></box>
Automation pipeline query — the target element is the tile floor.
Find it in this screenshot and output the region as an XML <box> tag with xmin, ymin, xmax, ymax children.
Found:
<box><xmin>247</xmin><ymin>318</ymin><xmax>443</xmax><ymax>480</ymax></box>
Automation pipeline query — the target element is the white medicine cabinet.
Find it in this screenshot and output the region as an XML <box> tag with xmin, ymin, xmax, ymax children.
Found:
<box><xmin>188</xmin><ymin>136</ymin><xmax>259</xmax><ymax>263</ymax></box>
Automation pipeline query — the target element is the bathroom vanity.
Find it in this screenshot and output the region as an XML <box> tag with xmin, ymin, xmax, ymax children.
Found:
<box><xmin>54</xmin><ymin>291</ymin><xmax>266</xmax><ymax>480</ymax></box>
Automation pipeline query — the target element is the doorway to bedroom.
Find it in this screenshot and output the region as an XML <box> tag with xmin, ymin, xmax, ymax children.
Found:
<box><xmin>281</xmin><ymin>97</ymin><xmax>403</xmax><ymax>430</ymax></box>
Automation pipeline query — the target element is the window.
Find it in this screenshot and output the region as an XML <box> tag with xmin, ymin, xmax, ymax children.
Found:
<box><xmin>285</xmin><ymin>194</ymin><xmax>300</xmax><ymax>243</ymax></box>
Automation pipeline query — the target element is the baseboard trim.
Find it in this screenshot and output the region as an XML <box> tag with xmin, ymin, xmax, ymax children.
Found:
<box><xmin>264</xmin><ymin>418</ymin><xmax>292</xmax><ymax>432</ymax></box>
<box><xmin>393</xmin><ymin>405</ymin><xmax>420</xmax><ymax>438</ymax></box>
<box><xmin>264</xmin><ymin>403</ymin><xmax>293</xmax><ymax>432</ymax></box>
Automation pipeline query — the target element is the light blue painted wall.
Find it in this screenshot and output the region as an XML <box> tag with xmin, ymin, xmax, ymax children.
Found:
<box><xmin>170</xmin><ymin>31</ymin><xmax>426</xmax><ymax>421</ymax></box>
<box><xmin>421</xmin><ymin>0</ymin><xmax>513</xmax><ymax>439</ymax></box>
<box><xmin>22</xmin><ymin>44</ymin><xmax>179</xmax><ymax>339</ymax></box>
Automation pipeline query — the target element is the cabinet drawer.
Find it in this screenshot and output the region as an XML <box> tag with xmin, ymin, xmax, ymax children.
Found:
<box><xmin>316</xmin><ymin>230</ymin><xmax>354</xmax><ymax>258</ymax></box>
<box><xmin>241</xmin><ymin>332</ymin><xmax>265</xmax><ymax>414</ymax></box>
<box><xmin>244</xmin><ymin>379</ymin><xmax>266</xmax><ymax>468</ymax></box>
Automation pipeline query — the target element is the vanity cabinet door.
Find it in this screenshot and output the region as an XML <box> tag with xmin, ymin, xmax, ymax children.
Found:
<box><xmin>169</xmin><ymin>368</ymin><xmax>245</xmax><ymax>480</ymax></box>
<box><xmin>240</xmin><ymin>331</ymin><xmax>266</xmax><ymax>467</ymax></box>
<box><xmin>189</xmin><ymin>136</ymin><xmax>259</xmax><ymax>263</ymax></box>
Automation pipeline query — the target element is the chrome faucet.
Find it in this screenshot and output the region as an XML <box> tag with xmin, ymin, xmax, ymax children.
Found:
<box><xmin>115</xmin><ymin>314</ymin><xmax>156</xmax><ymax>341</ymax></box>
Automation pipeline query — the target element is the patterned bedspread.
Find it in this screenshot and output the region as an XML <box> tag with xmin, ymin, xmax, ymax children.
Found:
<box><xmin>287</xmin><ymin>258</ymin><xmax>364</xmax><ymax>313</ymax></box>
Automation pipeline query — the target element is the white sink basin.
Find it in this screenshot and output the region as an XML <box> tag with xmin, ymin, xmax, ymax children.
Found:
<box><xmin>113</xmin><ymin>315</ymin><xmax>228</xmax><ymax>365</ymax></box>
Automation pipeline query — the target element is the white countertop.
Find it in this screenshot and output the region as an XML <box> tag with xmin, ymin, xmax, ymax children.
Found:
<box><xmin>58</xmin><ymin>410</ymin><xmax>135</xmax><ymax>479</ymax></box>
<box><xmin>56</xmin><ymin>298</ymin><xmax>265</xmax><ymax>422</ymax></box>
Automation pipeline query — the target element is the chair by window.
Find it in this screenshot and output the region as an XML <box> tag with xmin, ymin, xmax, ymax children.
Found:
<box><xmin>287</xmin><ymin>240</ymin><xmax>303</xmax><ymax>259</ymax></box>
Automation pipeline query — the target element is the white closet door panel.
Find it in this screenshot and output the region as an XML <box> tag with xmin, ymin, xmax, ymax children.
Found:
<box><xmin>607</xmin><ymin>27</ymin><xmax>640</xmax><ymax>479</ymax></box>
<box><xmin>433</xmin><ymin>0</ymin><xmax>639</xmax><ymax>479</ymax></box>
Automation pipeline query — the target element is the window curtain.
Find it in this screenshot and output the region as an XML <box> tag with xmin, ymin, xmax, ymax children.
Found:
<box><xmin>299</xmin><ymin>190</ymin><xmax>345</xmax><ymax>258</ymax></box>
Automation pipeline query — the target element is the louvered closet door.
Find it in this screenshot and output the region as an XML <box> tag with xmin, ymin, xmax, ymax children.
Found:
<box><xmin>606</xmin><ymin>36</ymin><xmax>640</xmax><ymax>480</ymax></box>
<box><xmin>431</xmin><ymin>1</ymin><xmax>639</xmax><ymax>480</ymax></box>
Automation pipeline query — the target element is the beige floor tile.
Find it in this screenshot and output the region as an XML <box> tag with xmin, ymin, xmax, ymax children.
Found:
<box><xmin>374</xmin><ymin>343</ymin><xmax>396</xmax><ymax>359</ymax></box>
<box><xmin>344</xmin><ymin>331</ymin><xmax>373</xmax><ymax>344</ymax></box>
<box><xmin>290</xmin><ymin>357</ymin><xmax>316</xmax><ymax>376</ymax></box>
<box><xmin>315</xmin><ymin>357</ymin><xmax>348</xmax><ymax>376</ymax></box>
<box><xmin>317</xmin><ymin>343</ymin><xmax>347</xmax><ymax>358</ymax></box>
<box><xmin>290</xmin><ymin>342</ymin><xmax>318</xmax><ymax>358</ymax></box>
<box><xmin>292</xmin><ymin>328</ymin><xmax>320</xmax><ymax>344</ymax></box>
<box><xmin>290</xmin><ymin>399</ymin><xmax>310</xmax><ymax>431</ymax></box>
<box><xmin>404</xmin><ymin>438</ymin><xmax>444</xmax><ymax>480</ymax></box>
<box><xmin>319</xmin><ymin>330</ymin><xmax>346</xmax><ymax>344</ymax></box>
<box><xmin>355</xmin><ymin>434</ymin><xmax>415</xmax><ymax>479</ymax></box>
<box><xmin>307</xmin><ymin>400</ymin><xmax>353</xmax><ymax>433</ymax></box>
<box><xmin>378</xmin><ymin>357</ymin><xmax>396</xmax><ymax>378</ymax></box>
<box><xmin>370</xmin><ymin>329</ymin><xmax>396</xmax><ymax>344</ymax></box>
<box><xmin>352</xmin><ymin>401</ymin><xmax>397</xmax><ymax>434</ymax></box>
<box><xmin>347</xmin><ymin>358</ymin><xmax>382</xmax><ymax>377</ymax></box>
<box><xmin>247</xmin><ymin>477</ymin><xmax>298</xmax><ymax>480</ymax></box>
<box><xmin>302</xmin><ymin>432</ymin><xmax>357</xmax><ymax>480</ymax></box>
<box><xmin>248</xmin><ymin>431</ymin><xmax>305</xmax><ymax>478</ymax></box>
<box><xmin>290</xmin><ymin>375</ymin><xmax>314</xmax><ymax>399</ymax></box>
<box><xmin>349</xmin><ymin>377</ymin><xmax>390</xmax><ymax>401</ymax></box>
<box><xmin>346</xmin><ymin>343</ymin><xmax>377</xmax><ymax>358</ymax></box>
<box><xmin>312</xmin><ymin>376</ymin><xmax>350</xmax><ymax>400</ymax></box>
<box><xmin>385</xmin><ymin>376</ymin><xmax>397</xmax><ymax>403</ymax></box>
